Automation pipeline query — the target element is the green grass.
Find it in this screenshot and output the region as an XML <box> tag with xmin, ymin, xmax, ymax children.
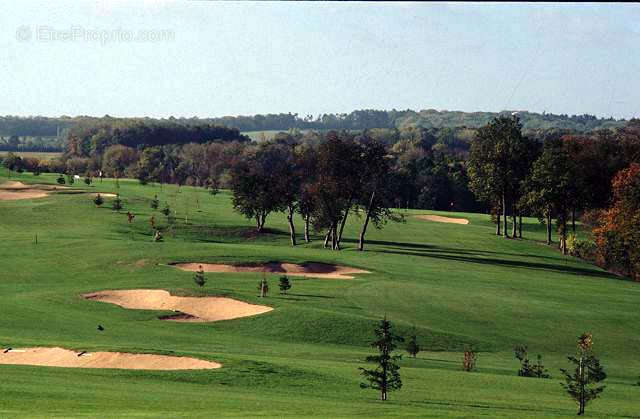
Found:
<box><xmin>0</xmin><ymin>169</ymin><xmax>638</xmax><ymax>417</ymax></box>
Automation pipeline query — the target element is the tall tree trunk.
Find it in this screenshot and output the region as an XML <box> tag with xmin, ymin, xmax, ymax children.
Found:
<box><xmin>358</xmin><ymin>191</ymin><xmax>375</xmax><ymax>251</ymax></box>
<box><xmin>496</xmin><ymin>202</ymin><xmax>501</xmax><ymax>236</ymax></box>
<box><xmin>304</xmin><ymin>214</ymin><xmax>310</xmax><ymax>243</ymax></box>
<box><xmin>337</xmin><ymin>200</ymin><xmax>352</xmax><ymax>246</ymax></box>
<box><xmin>518</xmin><ymin>213</ymin><xmax>522</xmax><ymax>238</ymax></box>
<box><xmin>502</xmin><ymin>192</ymin><xmax>509</xmax><ymax>238</ymax></box>
<box><xmin>512</xmin><ymin>203</ymin><xmax>517</xmax><ymax>238</ymax></box>
<box><xmin>546</xmin><ymin>208</ymin><xmax>552</xmax><ymax>245</ymax></box>
<box><xmin>323</xmin><ymin>228</ymin><xmax>332</xmax><ymax>248</ymax></box>
<box><xmin>572</xmin><ymin>208</ymin><xmax>576</xmax><ymax>233</ymax></box>
<box><xmin>256</xmin><ymin>215</ymin><xmax>262</xmax><ymax>232</ymax></box>
<box><xmin>332</xmin><ymin>223</ymin><xmax>340</xmax><ymax>250</ymax></box>
<box><xmin>286</xmin><ymin>205</ymin><xmax>296</xmax><ymax>246</ymax></box>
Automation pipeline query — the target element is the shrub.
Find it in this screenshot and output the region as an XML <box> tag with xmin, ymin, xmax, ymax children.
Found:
<box><xmin>57</xmin><ymin>174</ymin><xmax>65</xmax><ymax>185</ymax></box>
<box><xmin>161</xmin><ymin>203</ymin><xmax>170</xmax><ymax>216</ymax></box>
<box><xmin>515</xmin><ymin>345</ymin><xmax>550</xmax><ymax>378</ymax></box>
<box><xmin>84</xmin><ymin>176</ymin><xmax>92</xmax><ymax>186</ymax></box>
<box><xmin>151</xmin><ymin>195</ymin><xmax>159</xmax><ymax>210</ymax></box>
<box><xmin>93</xmin><ymin>194</ymin><xmax>104</xmax><ymax>207</ymax></box>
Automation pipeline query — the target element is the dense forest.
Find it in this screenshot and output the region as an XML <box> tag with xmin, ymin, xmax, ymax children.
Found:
<box><xmin>0</xmin><ymin>109</ymin><xmax>626</xmax><ymax>153</ymax></box>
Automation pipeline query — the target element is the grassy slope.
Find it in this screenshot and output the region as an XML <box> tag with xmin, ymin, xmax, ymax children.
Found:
<box><xmin>0</xmin><ymin>170</ymin><xmax>638</xmax><ymax>418</ymax></box>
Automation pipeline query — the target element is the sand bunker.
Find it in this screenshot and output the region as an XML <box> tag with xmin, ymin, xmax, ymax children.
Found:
<box><xmin>0</xmin><ymin>181</ymin><xmax>68</xmax><ymax>201</ymax></box>
<box><xmin>172</xmin><ymin>262</ymin><xmax>371</xmax><ymax>280</ymax></box>
<box><xmin>89</xmin><ymin>192</ymin><xmax>118</xmax><ymax>198</ymax></box>
<box><xmin>83</xmin><ymin>289</ymin><xmax>273</xmax><ymax>322</ymax></box>
<box><xmin>0</xmin><ymin>347</ymin><xmax>220</xmax><ymax>370</ymax></box>
<box><xmin>415</xmin><ymin>214</ymin><xmax>469</xmax><ymax>225</ymax></box>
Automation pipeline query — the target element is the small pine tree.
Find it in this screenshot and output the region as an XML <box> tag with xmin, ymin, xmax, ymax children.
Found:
<box><xmin>515</xmin><ymin>345</ymin><xmax>550</xmax><ymax>378</ymax></box>
<box><xmin>278</xmin><ymin>275</ymin><xmax>291</xmax><ymax>294</ymax></box>
<box><xmin>463</xmin><ymin>345</ymin><xmax>478</xmax><ymax>372</ymax></box>
<box><xmin>112</xmin><ymin>194</ymin><xmax>123</xmax><ymax>211</ymax></box>
<box><xmin>406</xmin><ymin>334</ymin><xmax>420</xmax><ymax>358</ymax></box>
<box><xmin>84</xmin><ymin>176</ymin><xmax>92</xmax><ymax>186</ymax></box>
<box><xmin>57</xmin><ymin>174</ymin><xmax>65</xmax><ymax>185</ymax></box>
<box><xmin>360</xmin><ymin>317</ymin><xmax>404</xmax><ymax>401</ymax></box>
<box><xmin>66</xmin><ymin>174</ymin><xmax>74</xmax><ymax>185</ymax></box>
<box><xmin>193</xmin><ymin>265</ymin><xmax>206</xmax><ymax>287</ymax></box>
<box><xmin>93</xmin><ymin>193</ymin><xmax>104</xmax><ymax>207</ymax></box>
<box><xmin>161</xmin><ymin>203</ymin><xmax>170</xmax><ymax>216</ymax></box>
<box><xmin>151</xmin><ymin>195</ymin><xmax>159</xmax><ymax>210</ymax></box>
<box><xmin>258</xmin><ymin>275</ymin><xmax>269</xmax><ymax>297</ymax></box>
<box><xmin>560</xmin><ymin>333</ymin><xmax>606</xmax><ymax>416</ymax></box>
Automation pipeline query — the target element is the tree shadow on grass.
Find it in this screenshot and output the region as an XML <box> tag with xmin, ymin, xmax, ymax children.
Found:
<box><xmin>286</xmin><ymin>293</ymin><xmax>335</xmax><ymax>299</ymax></box>
<box><xmin>377</xmin><ymin>248</ymin><xmax>617</xmax><ymax>280</ymax></box>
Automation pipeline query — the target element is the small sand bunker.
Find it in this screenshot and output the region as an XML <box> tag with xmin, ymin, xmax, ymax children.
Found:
<box><xmin>415</xmin><ymin>214</ymin><xmax>469</xmax><ymax>225</ymax></box>
<box><xmin>89</xmin><ymin>192</ymin><xmax>117</xmax><ymax>198</ymax></box>
<box><xmin>173</xmin><ymin>262</ymin><xmax>370</xmax><ymax>280</ymax></box>
<box><xmin>83</xmin><ymin>289</ymin><xmax>273</xmax><ymax>322</ymax></box>
<box><xmin>0</xmin><ymin>347</ymin><xmax>220</xmax><ymax>370</ymax></box>
<box><xmin>0</xmin><ymin>181</ymin><xmax>68</xmax><ymax>201</ymax></box>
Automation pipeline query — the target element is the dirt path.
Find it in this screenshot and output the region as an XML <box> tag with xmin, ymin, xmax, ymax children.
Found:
<box><xmin>172</xmin><ymin>262</ymin><xmax>370</xmax><ymax>280</ymax></box>
<box><xmin>83</xmin><ymin>289</ymin><xmax>273</xmax><ymax>322</ymax></box>
<box><xmin>414</xmin><ymin>214</ymin><xmax>469</xmax><ymax>225</ymax></box>
<box><xmin>0</xmin><ymin>347</ymin><xmax>220</xmax><ymax>370</ymax></box>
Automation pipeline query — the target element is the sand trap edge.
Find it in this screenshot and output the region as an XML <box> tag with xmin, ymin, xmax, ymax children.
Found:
<box><xmin>0</xmin><ymin>347</ymin><xmax>221</xmax><ymax>370</ymax></box>
<box><xmin>168</xmin><ymin>262</ymin><xmax>371</xmax><ymax>280</ymax></box>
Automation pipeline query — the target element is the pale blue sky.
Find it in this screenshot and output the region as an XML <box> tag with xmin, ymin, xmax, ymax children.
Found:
<box><xmin>1</xmin><ymin>1</ymin><xmax>639</xmax><ymax>119</ymax></box>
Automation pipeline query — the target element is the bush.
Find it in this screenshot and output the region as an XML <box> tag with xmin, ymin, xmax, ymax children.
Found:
<box><xmin>193</xmin><ymin>266</ymin><xmax>206</xmax><ymax>287</ymax></box>
<box><xmin>56</xmin><ymin>174</ymin><xmax>65</xmax><ymax>185</ymax></box>
<box><xmin>84</xmin><ymin>177</ymin><xmax>92</xmax><ymax>186</ymax></box>
<box><xmin>567</xmin><ymin>234</ymin><xmax>597</xmax><ymax>259</ymax></box>
<box><xmin>93</xmin><ymin>194</ymin><xmax>104</xmax><ymax>207</ymax></box>
<box><xmin>151</xmin><ymin>195</ymin><xmax>159</xmax><ymax>210</ymax></box>
<box><xmin>514</xmin><ymin>345</ymin><xmax>550</xmax><ymax>378</ymax></box>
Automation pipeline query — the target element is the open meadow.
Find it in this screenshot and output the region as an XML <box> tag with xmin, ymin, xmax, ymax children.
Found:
<box><xmin>0</xmin><ymin>169</ymin><xmax>638</xmax><ymax>417</ymax></box>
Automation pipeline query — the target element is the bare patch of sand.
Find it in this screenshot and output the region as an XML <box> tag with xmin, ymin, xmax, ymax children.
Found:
<box><xmin>172</xmin><ymin>262</ymin><xmax>371</xmax><ymax>280</ymax></box>
<box><xmin>415</xmin><ymin>214</ymin><xmax>469</xmax><ymax>225</ymax></box>
<box><xmin>89</xmin><ymin>192</ymin><xmax>117</xmax><ymax>198</ymax></box>
<box><xmin>83</xmin><ymin>289</ymin><xmax>273</xmax><ymax>322</ymax></box>
<box><xmin>0</xmin><ymin>181</ymin><xmax>69</xmax><ymax>201</ymax></box>
<box><xmin>0</xmin><ymin>347</ymin><xmax>220</xmax><ymax>370</ymax></box>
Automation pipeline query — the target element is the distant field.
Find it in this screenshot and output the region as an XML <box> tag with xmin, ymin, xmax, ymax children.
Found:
<box><xmin>0</xmin><ymin>151</ymin><xmax>62</xmax><ymax>160</ymax></box>
<box><xmin>243</xmin><ymin>130</ymin><xmax>309</xmax><ymax>141</ymax></box>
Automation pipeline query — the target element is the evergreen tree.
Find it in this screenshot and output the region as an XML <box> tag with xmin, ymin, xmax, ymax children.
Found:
<box><xmin>278</xmin><ymin>275</ymin><xmax>291</xmax><ymax>294</ymax></box>
<box><xmin>57</xmin><ymin>174</ymin><xmax>65</xmax><ymax>185</ymax></box>
<box><xmin>66</xmin><ymin>174</ymin><xmax>74</xmax><ymax>185</ymax></box>
<box><xmin>359</xmin><ymin>317</ymin><xmax>404</xmax><ymax>401</ymax></box>
<box><xmin>112</xmin><ymin>194</ymin><xmax>123</xmax><ymax>211</ymax></box>
<box><xmin>84</xmin><ymin>176</ymin><xmax>92</xmax><ymax>186</ymax></box>
<box><xmin>560</xmin><ymin>333</ymin><xmax>606</xmax><ymax>415</ymax></box>
<box><xmin>406</xmin><ymin>334</ymin><xmax>420</xmax><ymax>358</ymax></box>
<box><xmin>150</xmin><ymin>194</ymin><xmax>159</xmax><ymax>210</ymax></box>
<box><xmin>515</xmin><ymin>345</ymin><xmax>550</xmax><ymax>378</ymax></box>
<box><xmin>193</xmin><ymin>265</ymin><xmax>206</xmax><ymax>287</ymax></box>
<box><xmin>161</xmin><ymin>203</ymin><xmax>171</xmax><ymax>216</ymax></box>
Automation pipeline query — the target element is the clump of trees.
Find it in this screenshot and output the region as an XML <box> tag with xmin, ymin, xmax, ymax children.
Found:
<box><xmin>360</xmin><ymin>317</ymin><xmax>404</xmax><ymax>401</ymax></box>
<box><xmin>560</xmin><ymin>333</ymin><xmax>606</xmax><ymax>416</ymax></box>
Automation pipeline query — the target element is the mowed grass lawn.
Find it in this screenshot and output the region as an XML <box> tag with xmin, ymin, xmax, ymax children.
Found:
<box><xmin>0</xmin><ymin>169</ymin><xmax>638</xmax><ymax>417</ymax></box>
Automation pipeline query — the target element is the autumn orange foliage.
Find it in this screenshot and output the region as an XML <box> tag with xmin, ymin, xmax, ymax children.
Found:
<box><xmin>592</xmin><ymin>163</ymin><xmax>640</xmax><ymax>281</ymax></box>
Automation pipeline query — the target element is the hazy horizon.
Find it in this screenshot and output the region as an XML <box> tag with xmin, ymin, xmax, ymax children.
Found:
<box><xmin>1</xmin><ymin>1</ymin><xmax>639</xmax><ymax>120</ymax></box>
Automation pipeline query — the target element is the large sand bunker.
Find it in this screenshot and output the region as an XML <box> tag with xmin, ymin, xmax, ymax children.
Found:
<box><xmin>172</xmin><ymin>262</ymin><xmax>371</xmax><ymax>280</ymax></box>
<box><xmin>415</xmin><ymin>214</ymin><xmax>469</xmax><ymax>225</ymax></box>
<box><xmin>83</xmin><ymin>289</ymin><xmax>273</xmax><ymax>322</ymax></box>
<box><xmin>0</xmin><ymin>181</ymin><xmax>68</xmax><ymax>201</ymax></box>
<box><xmin>0</xmin><ymin>347</ymin><xmax>220</xmax><ymax>370</ymax></box>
